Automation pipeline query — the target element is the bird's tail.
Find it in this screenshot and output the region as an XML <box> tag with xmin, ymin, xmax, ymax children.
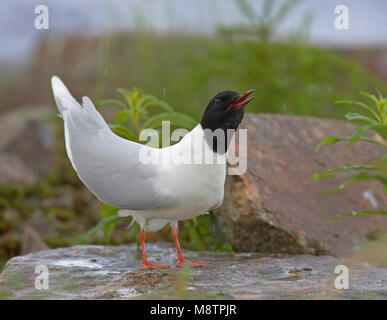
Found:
<box><xmin>118</xmin><ymin>210</ymin><xmax>170</xmax><ymax>232</ymax></box>
<box><xmin>51</xmin><ymin>76</ymin><xmax>108</xmax><ymax>132</ymax></box>
<box><xmin>51</xmin><ymin>76</ymin><xmax>77</xmax><ymax>116</ymax></box>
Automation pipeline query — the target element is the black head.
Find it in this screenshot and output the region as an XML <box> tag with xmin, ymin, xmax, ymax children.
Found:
<box><xmin>200</xmin><ymin>89</ymin><xmax>255</xmax><ymax>132</ymax></box>
<box><xmin>200</xmin><ymin>89</ymin><xmax>255</xmax><ymax>153</ymax></box>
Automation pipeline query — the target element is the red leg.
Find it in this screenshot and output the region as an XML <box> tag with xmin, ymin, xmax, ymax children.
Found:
<box><xmin>140</xmin><ymin>229</ymin><xmax>168</xmax><ymax>269</ymax></box>
<box><xmin>171</xmin><ymin>226</ymin><xmax>209</xmax><ymax>268</ymax></box>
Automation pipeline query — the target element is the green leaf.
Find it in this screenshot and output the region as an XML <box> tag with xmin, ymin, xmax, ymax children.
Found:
<box><xmin>117</xmin><ymin>88</ymin><xmax>136</xmax><ymax>109</ymax></box>
<box><xmin>96</xmin><ymin>99</ymin><xmax>127</xmax><ymax>109</ymax></box>
<box><xmin>369</xmin><ymin>124</ymin><xmax>387</xmax><ymax>140</ymax></box>
<box><xmin>133</xmin><ymin>221</ymin><xmax>141</xmax><ymax>248</ymax></box>
<box><xmin>381</xmin><ymin>153</ymin><xmax>387</xmax><ymax>163</ymax></box>
<box><xmin>115</xmin><ymin>110</ymin><xmax>132</xmax><ymax>125</ymax></box>
<box><xmin>346</xmin><ymin>123</ymin><xmax>387</xmax><ymax>145</ymax></box>
<box><xmin>101</xmin><ymin>204</ymin><xmax>120</xmax><ymax>244</ymax></box>
<box><xmin>324</xmin><ymin>172</ymin><xmax>387</xmax><ymax>194</ymax></box>
<box><xmin>335</xmin><ymin>100</ymin><xmax>381</xmax><ymax>122</ymax></box>
<box><xmin>316</xmin><ymin>134</ymin><xmax>387</xmax><ymax>151</ymax></box>
<box><xmin>357</xmin><ymin>137</ymin><xmax>387</xmax><ymax>149</ymax></box>
<box><xmin>101</xmin><ymin>204</ymin><xmax>119</xmax><ymax>219</ymax></box>
<box><xmin>375</xmin><ymin>89</ymin><xmax>384</xmax><ymax>101</ymax></box>
<box><xmin>137</xmin><ymin>107</ymin><xmax>149</xmax><ymax>119</ymax></box>
<box><xmin>329</xmin><ymin>210</ymin><xmax>387</xmax><ymax>220</ymax></box>
<box><xmin>139</xmin><ymin>94</ymin><xmax>174</xmax><ymax>112</ymax></box>
<box><xmin>78</xmin><ymin>214</ymin><xmax>124</xmax><ymax>244</ymax></box>
<box><xmin>315</xmin><ymin>136</ymin><xmax>342</xmax><ymax>151</ymax></box>
<box><xmin>108</xmin><ymin>124</ymin><xmax>138</xmax><ymax>141</ymax></box>
<box><xmin>360</xmin><ymin>91</ymin><xmax>380</xmax><ymax>105</ymax></box>
<box><xmin>142</xmin><ymin>112</ymin><xmax>197</xmax><ymax>130</ymax></box>
<box><xmin>382</xmin><ymin>183</ymin><xmax>387</xmax><ymax>194</ymax></box>
<box><xmin>344</xmin><ymin>112</ymin><xmax>378</xmax><ymax>125</ymax></box>
<box><xmin>309</xmin><ymin>164</ymin><xmax>376</xmax><ymax>182</ymax></box>
<box><xmin>347</xmin><ymin>125</ymin><xmax>371</xmax><ymax>147</ymax></box>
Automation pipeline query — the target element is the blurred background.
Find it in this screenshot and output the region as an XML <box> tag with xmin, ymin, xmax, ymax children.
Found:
<box><xmin>1</xmin><ymin>0</ymin><xmax>387</xmax><ymax>271</ymax></box>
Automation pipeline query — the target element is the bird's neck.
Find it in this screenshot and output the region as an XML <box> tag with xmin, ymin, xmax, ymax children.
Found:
<box><xmin>198</xmin><ymin>124</ymin><xmax>233</xmax><ymax>154</ymax></box>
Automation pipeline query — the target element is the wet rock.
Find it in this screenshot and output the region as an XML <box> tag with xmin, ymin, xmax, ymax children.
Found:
<box><xmin>217</xmin><ymin>113</ymin><xmax>387</xmax><ymax>256</ymax></box>
<box><xmin>0</xmin><ymin>243</ymin><xmax>386</xmax><ymax>299</ymax></box>
<box><xmin>0</xmin><ymin>106</ymin><xmax>55</xmax><ymax>186</ymax></box>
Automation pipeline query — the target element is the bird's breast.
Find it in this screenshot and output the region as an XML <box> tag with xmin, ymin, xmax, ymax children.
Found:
<box><xmin>160</xmin><ymin>161</ymin><xmax>226</xmax><ymax>217</ymax></box>
<box><xmin>145</xmin><ymin>124</ymin><xmax>228</xmax><ymax>220</ymax></box>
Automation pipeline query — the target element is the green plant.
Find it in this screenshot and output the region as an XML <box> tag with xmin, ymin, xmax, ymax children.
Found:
<box><xmin>96</xmin><ymin>87</ymin><xmax>197</xmax><ymax>140</ymax></box>
<box><xmin>310</xmin><ymin>90</ymin><xmax>387</xmax><ymax>219</ymax></box>
<box><xmin>218</xmin><ymin>0</ymin><xmax>308</xmax><ymax>42</ymax></box>
<box><xmin>175</xmin><ymin>264</ymin><xmax>192</xmax><ymax>299</ymax></box>
<box><xmin>81</xmin><ymin>87</ymin><xmax>197</xmax><ymax>244</ymax></box>
<box><xmin>178</xmin><ymin>214</ymin><xmax>233</xmax><ymax>252</ymax></box>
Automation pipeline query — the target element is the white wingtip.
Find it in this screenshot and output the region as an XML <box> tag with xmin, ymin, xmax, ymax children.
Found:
<box><xmin>51</xmin><ymin>76</ymin><xmax>75</xmax><ymax>115</ymax></box>
<box><xmin>51</xmin><ymin>76</ymin><xmax>71</xmax><ymax>96</ymax></box>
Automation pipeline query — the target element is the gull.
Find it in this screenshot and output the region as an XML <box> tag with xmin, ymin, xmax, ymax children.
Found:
<box><xmin>51</xmin><ymin>76</ymin><xmax>254</xmax><ymax>269</ymax></box>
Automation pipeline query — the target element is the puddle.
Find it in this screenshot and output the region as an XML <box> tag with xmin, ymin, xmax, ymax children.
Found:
<box><xmin>51</xmin><ymin>259</ymin><xmax>104</xmax><ymax>269</ymax></box>
<box><xmin>116</xmin><ymin>288</ymin><xmax>138</xmax><ymax>298</ymax></box>
<box><xmin>93</xmin><ymin>270</ymin><xmax>122</xmax><ymax>275</ymax></box>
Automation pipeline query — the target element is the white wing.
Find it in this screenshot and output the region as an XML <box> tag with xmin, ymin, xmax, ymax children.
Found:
<box><xmin>51</xmin><ymin>76</ymin><xmax>174</xmax><ymax>210</ymax></box>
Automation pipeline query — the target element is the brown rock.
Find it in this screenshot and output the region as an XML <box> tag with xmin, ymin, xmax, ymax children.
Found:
<box><xmin>2</xmin><ymin>209</ymin><xmax>22</xmax><ymax>231</ymax></box>
<box><xmin>0</xmin><ymin>153</ymin><xmax>37</xmax><ymax>185</ymax></box>
<box><xmin>0</xmin><ymin>232</ymin><xmax>20</xmax><ymax>259</ymax></box>
<box><xmin>20</xmin><ymin>226</ymin><xmax>50</xmax><ymax>255</ymax></box>
<box><xmin>216</xmin><ymin>113</ymin><xmax>387</xmax><ymax>256</ymax></box>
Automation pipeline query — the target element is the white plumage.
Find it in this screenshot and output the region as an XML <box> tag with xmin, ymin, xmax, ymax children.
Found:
<box><xmin>51</xmin><ymin>76</ymin><xmax>226</xmax><ymax>232</ymax></box>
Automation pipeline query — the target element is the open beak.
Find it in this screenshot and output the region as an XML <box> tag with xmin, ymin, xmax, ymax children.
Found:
<box><xmin>226</xmin><ymin>89</ymin><xmax>255</xmax><ymax>110</ymax></box>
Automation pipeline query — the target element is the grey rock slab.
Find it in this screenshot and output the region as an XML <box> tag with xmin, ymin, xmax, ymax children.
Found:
<box><xmin>0</xmin><ymin>243</ymin><xmax>386</xmax><ymax>300</ymax></box>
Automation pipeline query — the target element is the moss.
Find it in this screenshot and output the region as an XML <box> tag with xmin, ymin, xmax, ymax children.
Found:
<box><xmin>366</xmin><ymin>229</ymin><xmax>387</xmax><ymax>241</ymax></box>
<box><xmin>41</xmin><ymin>234</ymin><xmax>73</xmax><ymax>248</ymax></box>
<box><xmin>350</xmin><ymin>233</ymin><xmax>387</xmax><ymax>268</ymax></box>
<box><xmin>0</xmin><ymin>185</ymin><xmax>30</xmax><ymax>214</ymax></box>
<box><xmin>45</xmin><ymin>207</ymin><xmax>75</xmax><ymax>222</ymax></box>
<box><xmin>0</xmin><ymin>258</ymin><xmax>8</xmax><ymax>273</ymax></box>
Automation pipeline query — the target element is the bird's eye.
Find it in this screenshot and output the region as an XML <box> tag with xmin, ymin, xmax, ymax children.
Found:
<box><xmin>214</xmin><ymin>98</ymin><xmax>221</xmax><ymax>104</ymax></box>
